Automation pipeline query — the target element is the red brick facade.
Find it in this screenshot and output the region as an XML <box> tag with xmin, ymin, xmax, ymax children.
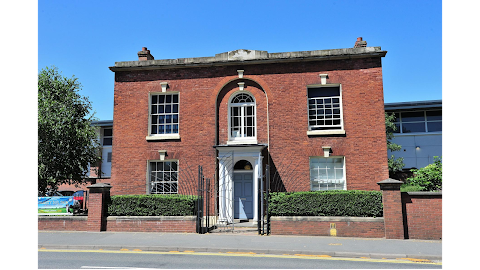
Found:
<box><xmin>109</xmin><ymin>45</ymin><xmax>389</xmax><ymax>197</ymax></box>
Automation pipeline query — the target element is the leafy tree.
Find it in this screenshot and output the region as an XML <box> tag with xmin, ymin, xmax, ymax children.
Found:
<box><xmin>385</xmin><ymin>112</ymin><xmax>405</xmax><ymax>176</ymax></box>
<box><xmin>406</xmin><ymin>156</ymin><xmax>442</xmax><ymax>191</ymax></box>
<box><xmin>38</xmin><ymin>66</ymin><xmax>100</xmax><ymax>194</ymax></box>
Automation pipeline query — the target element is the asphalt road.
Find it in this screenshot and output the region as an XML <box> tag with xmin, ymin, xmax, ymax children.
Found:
<box><xmin>38</xmin><ymin>249</ymin><xmax>442</xmax><ymax>269</ymax></box>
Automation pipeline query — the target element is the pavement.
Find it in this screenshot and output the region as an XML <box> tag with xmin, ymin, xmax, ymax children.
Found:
<box><xmin>38</xmin><ymin>230</ymin><xmax>442</xmax><ymax>261</ymax></box>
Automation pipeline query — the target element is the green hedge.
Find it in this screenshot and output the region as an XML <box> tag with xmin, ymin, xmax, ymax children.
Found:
<box><xmin>268</xmin><ymin>190</ymin><xmax>383</xmax><ymax>217</ymax></box>
<box><xmin>107</xmin><ymin>194</ymin><xmax>198</xmax><ymax>216</ymax></box>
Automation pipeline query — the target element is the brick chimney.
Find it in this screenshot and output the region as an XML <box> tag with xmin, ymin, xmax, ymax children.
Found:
<box><xmin>354</xmin><ymin>37</ymin><xmax>367</xmax><ymax>48</ymax></box>
<box><xmin>138</xmin><ymin>47</ymin><xmax>154</xmax><ymax>61</ymax></box>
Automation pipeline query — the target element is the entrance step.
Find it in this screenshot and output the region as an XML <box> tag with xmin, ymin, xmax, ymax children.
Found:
<box><xmin>208</xmin><ymin>220</ymin><xmax>264</xmax><ymax>234</ymax></box>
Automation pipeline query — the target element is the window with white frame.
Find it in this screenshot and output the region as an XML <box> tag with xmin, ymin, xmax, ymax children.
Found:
<box><xmin>309</xmin><ymin>157</ymin><xmax>346</xmax><ymax>191</ymax></box>
<box><xmin>307</xmin><ymin>86</ymin><xmax>343</xmax><ymax>131</ymax></box>
<box><xmin>229</xmin><ymin>92</ymin><xmax>256</xmax><ymax>141</ymax></box>
<box><xmin>150</xmin><ymin>93</ymin><xmax>179</xmax><ymax>136</ymax></box>
<box><xmin>148</xmin><ymin>160</ymin><xmax>178</xmax><ymax>194</ymax></box>
<box><xmin>102</xmin><ymin>128</ymin><xmax>112</xmax><ymax>146</ymax></box>
<box><xmin>392</xmin><ymin>110</ymin><xmax>442</xmax><ymax>134</ymax></box>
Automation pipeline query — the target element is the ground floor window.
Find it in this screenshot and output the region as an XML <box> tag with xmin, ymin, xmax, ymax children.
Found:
<box><xmin>148</xmin><ymin>160</ymin><xmax>178</xmax><ymax>194</ymax></box>
<box><xmin>309</xmin><ymin>157</ymin><xmax>345</xmax><ymax>191</ymax></box>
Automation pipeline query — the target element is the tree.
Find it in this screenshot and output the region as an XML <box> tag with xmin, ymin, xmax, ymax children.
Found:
<box><xmin>385</xmin><ymin>112</ymin><xmax>405</xmax><ymax>177</ymax></box>
<box><xmin>38</xmin><ymin>66</ymin><xmax>100</xmax><ymax>194</ymax></box>
<box><xmin>407</xmin><ymin>156</ymin><xmax>442</xmax><ymax>191</ymax></box>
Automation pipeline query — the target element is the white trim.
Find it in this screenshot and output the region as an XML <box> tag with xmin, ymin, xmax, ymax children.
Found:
<box><xmin>160</xmin><ymin>82</ymin><xmax>168</xmax><ymax>92</ymax></box>
<box><xmin>237</xmin><ymin>70</ymin><xmax>244</xmax><ymax>78</ymax></box>
<box><xmin>227</xmin><ymin>91</ymin><xmax>257</xmax><ymax>143</ymax></box>
<box><xmin>309</xmin><ymin>156</ymin><xmax>346</xmax><ymax>191</ymax></box>
<box><xmin>306</xmin><ymin>84</ymin><xmax>345</xmax><ymax>133</ymax></box>
<box><xmin>146</xmin><ymin>159</ymin><xmax>179</xmax><ymax>195</ymax></box>
<box><xmin>319</xmin><ymin>74</ymin><xmax>328</xmax><ymax>85</ymax></box>
<box><xmin>307</xmin><ymin>130</ymin><xmax>346</xmax><ymax>135</ymax></box>
<box><xmin>148</xmin><ymin>91</ymin><xmax>180</xmax><ymax>138</ymax></box>
<box><xmin>146</xmin><ymin>134</ymin><xmax>181</xmax><ymax>140</ymax></box>
<box><xmin>217</xmin><ymin>147</ymin><xmax>263</xmax><ymax>222</ymax></box>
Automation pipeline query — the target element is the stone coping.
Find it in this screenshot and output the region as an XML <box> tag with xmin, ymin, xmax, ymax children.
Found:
<box><xmin>106</xmin><ymin>216</ymin><xmax>196</xmax><ymax>221</ymax></box>
<box><xmin>38</xmin><ymin>216</ymin><xmax>87</xmax><ymax>220</ymax></box>
<box><xmin>110</xmin><ymin>47</ymin><xmax>387</xmax><ymax>71</ymax></box>
<box><xmin>405</xmin><ymin>191</ymin><xmax>442</xmax><ymax>196</ymax></box>
<box><xmin>271</xmin><ymin>216</ymin><xmax>384</xmax><ymax>222</ymax></box>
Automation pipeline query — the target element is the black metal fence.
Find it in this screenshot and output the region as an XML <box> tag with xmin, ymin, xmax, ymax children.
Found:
<box><xmin>196</xmin><ymin>165</ymin><xmax>214</xmax><ymax>234</ymax></box>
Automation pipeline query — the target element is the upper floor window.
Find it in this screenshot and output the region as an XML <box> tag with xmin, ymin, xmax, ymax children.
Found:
<box><xmin>307</xmin><ymin>85</ymin><xmax>344</xmax><ymax>135</ymax></box>
<box><xmin>148</xmin><ymin>93</ymin><xmax>179</xmax><ymax>139</ymax></box>
<box><xmin>392</xmin><ymin>110</ymin><xmax>442</xmax><ymax>134</ymax></box>
<box><xmin>229</xmin><ymin>92</ymin><xmax>256</xmax><ymax>142</ymax></box>
<box><xmin>102</xmin><ymin>128</ymin><xmax>112</xmax><ymax>146</ymax></box>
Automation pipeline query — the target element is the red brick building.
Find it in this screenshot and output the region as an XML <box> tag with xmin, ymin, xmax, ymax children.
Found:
<box><xmin>109</xmin><ymin>37</ymin><xmax>389</xmax><ymax>223</ymax></box>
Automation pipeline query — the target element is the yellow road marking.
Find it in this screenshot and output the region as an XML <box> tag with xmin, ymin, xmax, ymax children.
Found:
<box><xmin>38</xmin><ymin>249</ymin><xmax>441</xmax><ymax>265</ymax></box>
<box><xmin>397</xmin><ymin>257</ymin><xmax>431</xmax><ymax>262</ymax></box>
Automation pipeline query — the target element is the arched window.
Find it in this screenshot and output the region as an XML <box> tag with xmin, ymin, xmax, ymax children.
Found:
<box><xmin>234</xmin><ymin>160</ymin><xmax>253</xmax><ymax>170</ymax></box>
<box><xmin>229</xmin><ymin>92</ymin><xmax>256</xmax><ymax>141</ymax></box>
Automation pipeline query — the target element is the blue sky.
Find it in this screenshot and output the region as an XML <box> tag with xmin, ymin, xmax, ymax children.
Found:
<box><xmin>38</xmin><ymin>0</ymin><xmax>442</xmax><ymax>121</ymax></box>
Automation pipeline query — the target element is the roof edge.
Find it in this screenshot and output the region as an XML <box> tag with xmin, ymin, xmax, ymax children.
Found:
<box><xmin>109</xmin><ymin>47</ymin><xmax>387</xmax><ymax>72</ymax></box>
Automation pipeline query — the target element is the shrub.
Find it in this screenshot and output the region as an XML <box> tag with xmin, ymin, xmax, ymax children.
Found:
<box><xmin>268</xmin><ymin>190</ymin><xmax>383</xmax><ymax>217</ymax></box>
<box><xmin>406</xmin><ymin>156</ymin><xmax>442</xmax><ymax>191</ymax></box>
<box><xmin>107</xmin><ymin>194</ymin><xmax>198</xmax><ymax>216</ymax></box>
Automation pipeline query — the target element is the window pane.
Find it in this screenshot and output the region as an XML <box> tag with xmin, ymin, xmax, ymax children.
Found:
<box><xmin>166</xmin><ymin>95</ymin><xmax>172</xmax><ymax>103</ymax></box>
<box><xmin>402</xmin><ymin>122</ymin><xmax>426</xmax><ymax>133</ymax></box>
<box><xmin>173</xmin><ymin>124</ymin><xmax>179</xmax><ymax>133</ymax></box>
<box><xmin>158</xmin><ymin>105</ymin><xmax>164</xmax><ymax>113</ymax></box>
<box><xmin>172</xmin><ymin>114</ymin><xmax>178</xmax><ymax>123</ymax></box>
<box><xmin>426</xmin><ymin>110</ymin><xmax>442</xmax><ymax>121</ymax></box>
<box><xmin>246</xmin><ymin>127</ymin><xmax>253</xmax><ymax>137</ymax></box>
<box><xmin>150</xmin><ymin>162</ymin><xmax>156</xmax><ymax>171</ymax></box>
<box><xmin>151</xmin><ymin>125</ymin><xmax>157</xmax><ymax>134</ymax></box>
<box><xmin>159</xmin><ymin>95</ymin><xmax>165</xmax><ymax>103</ymax></box>
<box><xmin>151</xmin><ymin>105</ymin><xmax>157</xmax><ymax>114</ymax></box>
<box><xmin>173</xmin><ymin>104</ymin><xmax>178</xmax><ymax>113</ymax></box>
<box><xmin>393</xmin><ymin>123</ymin><xmax>400</xmax><ymax>133</ymax></box>
<box><xmin>173</xmin><ymin>94</ymin><xmax>178</xmax><ymax>103</ymax></box>
<box><xmin>165</xmin><ymin>115</ymin><xmax>172</xmax><ymax>123</ymax></box>
<box><xmin>152</xmin><ymin>115</ymin><xmax>158</xmax><ymax>124</ymax></box>
<box><xmin>246</xmin><ymin>106</ymin><xmax>253</xmax><ymax>116</ymax></box>
<box><xmin>159</xmin><ymin>125</ymin><xmax>165</xmax><ymax>134</ymax></box>
<box><xmin>103</xmin><ymin>138</ymin><xmax>112</xmax><ymax>145</ymax></box>
<box><xmin>164</xmin><ymin>161</ymin><xmax>171</xmax><ymax>171</ymax></box>
<box><xmin>104</xmin><ymin>128</ymin><xmax>112</xmax><ymax>137</ymax></box>
<box><xmin>427</xmin><ymin>122</ymin><xmax>442</xmax><ymax>132</ymax></box>
<box><xmin>308</xmin><ymin>87</ymin><xmax>340</xmax><ymax>98</ymax></box>
<box><xmin>152</xmin><ymin>95</ymin><xmax>158</xmax><ymax>104</ymax></box>
<box><xmin>246</xmin><ymin>117</ymin><xmax>253</xmax><ymax>126</ymax></box>
<box><xmin>401</xmin><ymin>111</ymin><xmax>425</xmax><ymax>122</ymax></box>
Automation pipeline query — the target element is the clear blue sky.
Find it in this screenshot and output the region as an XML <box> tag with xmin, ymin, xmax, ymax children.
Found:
<box><xmin>38</xmin><ymin>0</ymin><xmax>442</xmax><ymax>121</ymax></box>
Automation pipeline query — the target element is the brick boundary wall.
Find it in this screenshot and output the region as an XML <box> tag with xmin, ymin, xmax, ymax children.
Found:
<box><xmin>270</xmin><ymin>216</ymin><xmax>385</xmax><ymax>238</ymax></box>
<box><xmin>38</xmin><ymin>216</ymin><xmax>88</xmax><ymax>231</ymax></box>
<box><xmin>106</xmin><ymin>216</ymin><xmax>196</xmax><ymax>233</ymax></box>
<box><xmin>402</xmin><ymin>192</ymin><xmax>442</xmax><ymax>240</ymax></box>
<box><xmin>38</xmin><ymin>182</ymin><xmax>442</xmax><ymax>239</ymax></box>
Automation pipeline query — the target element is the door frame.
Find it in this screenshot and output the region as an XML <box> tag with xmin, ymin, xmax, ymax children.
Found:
<box><xmin>216</xmin><ymin>145</ymin><xmax>265</xmax><ymax>223</ymax></box>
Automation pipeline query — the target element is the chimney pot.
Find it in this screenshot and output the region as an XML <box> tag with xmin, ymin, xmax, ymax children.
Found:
<box><xmin>138</xmin><ymin>47</ymin><xmax>154</xmax><ymax>61</ymax></box>
<box><xmin>354</xmin><ymin>37</ymin><xmax>367</xmax><ymax>48</ymax></box>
